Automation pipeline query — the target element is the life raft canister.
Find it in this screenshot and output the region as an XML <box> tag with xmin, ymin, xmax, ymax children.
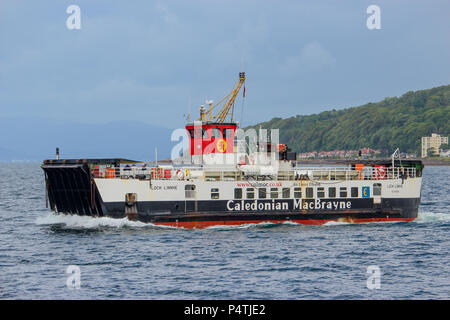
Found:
<box><xmin>151</xmin><ymin>167</ymin><xmax>163</xmax><ymax>179</ymax></box>
<box><xmin>374</xmin><ymin>165</ymin><xmax>386</xmax><ymax>180</ymax></box>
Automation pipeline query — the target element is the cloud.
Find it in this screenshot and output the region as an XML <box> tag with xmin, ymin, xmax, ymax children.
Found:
<box><xmin>280</xmin><ymin>41</ymin><xmax>336</xmax><ymax>75</ymax></box>
<box><xmin>155</xmin><ymin>2</ymin><xmax>178</xmax><ymax>25</ymax></box>
<box><xmin>299</xmin><ymin>41</ymin><xmax>336</xmax><ymax>68</ymax></box>
<box><xmin>0</xmin><ymin>0</ymin><xmax>448</xmax><ymax>129</ymax></box>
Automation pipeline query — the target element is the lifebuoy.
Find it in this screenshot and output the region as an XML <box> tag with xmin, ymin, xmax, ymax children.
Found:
<box><xmin>176</xmin><ymin>169</ymin><xmax>184</xmax><ymax>180</ymax></box>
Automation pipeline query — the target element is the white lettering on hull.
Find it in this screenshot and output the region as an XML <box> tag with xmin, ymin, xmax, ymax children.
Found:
<box><xmin>227</xmin><ymin>199</ymin><xmax>351</xmax><ymax>212</ymax></box>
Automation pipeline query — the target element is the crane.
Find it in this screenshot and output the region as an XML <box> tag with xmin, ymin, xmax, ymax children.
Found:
<box><xmin>198</xmin><ymin>72</ymin><xmax>246</xmax><ymax>124</ymax></box>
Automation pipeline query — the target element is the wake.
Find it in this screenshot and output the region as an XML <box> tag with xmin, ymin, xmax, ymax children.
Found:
<box><xmin>35</xmin><ymin>210</ymin><xmax>450</xmax><ymax>230</ymax></box>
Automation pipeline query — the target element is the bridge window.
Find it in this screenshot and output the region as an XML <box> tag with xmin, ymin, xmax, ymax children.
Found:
<box><xmin>246</xmin><ymin>188</ymin><xmax>255</xmax><ymax>199</ymax></box>
<box><xmin>234</xmin><ymin>188</ymin><xmax>242</xmax><ymax>199</ymax></box>
<box><xmin>259</xmin><ymin>188</ymin><xmax>267</xmax><ymax>199</ymax></box>
<box><xmin>282</xmin><ymin>188</ymin><xmax>290</xmax><ymax>199</ymax></box>
<box><xmin>340</xmin><ymin>187</ymin><xmax>347</xmax><ymax>198</ymax></box>
<box><xmin>270</xmin><ymin>188</ymin><xmax>279</xmax><ymax>199</ymax></box>
<box><xmin>294</xmin><ymin>187</ymin><xmax>302</xmax><ymax>198</ymax></box>
<box><xmin>328</xmin><ymin>187</ymin><xmax>336</xmax><ymax>198</ymax></box>
<box><xmin>306</xmin><ymin>187</ymin><xmax>313</xmax><ymax>198</ymax></box>
<box><xmin>211</xmin><ymin>128</ymin><xmax>221</xmax><ymax>138</ymax></box>
<box><xmin>223</xmin><ymin>128</ymin><xmax>232</xmax><ymax>138</ymax></box>
<box><xmin>317</xmin><ymin>187</ymin><xmax>325</xmax><ymax>198</ymax></box>
<box><xmin>351</xmin><ymin>187</ymin><xmax>359</xmax><ymax>198</ymax></box>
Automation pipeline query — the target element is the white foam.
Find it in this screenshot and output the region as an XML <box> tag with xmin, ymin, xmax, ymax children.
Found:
<box><xmin>35</xmin><ymin>213</ymin><xmax>176</xmax><ymax>229</ymax></box>
<box><xmin>414</xmin><ymin>211</ymin><xmax>450</xmax><ymax>223</ymax></box>
<box><xmin>35</xmin><ymin>210</ymin><xmax>450</xmax><ymax>231</ymax></box>
<box><xmin>322</xmin><ymin>220</ymin><xmax>352</xmax><ymax>226</ymax></box>
<box><xmin>204</xmin><ymin>221</ymin><xmax>277</xmax><ymax>230</ymax></box>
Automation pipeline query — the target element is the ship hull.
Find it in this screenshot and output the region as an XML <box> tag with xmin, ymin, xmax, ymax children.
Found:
<box><xmin>100</xmin><ymin>197</ymin><xmax>420</xmax><ymax>228</ymax></box>
<box><xmin>41</xmin><ymin>158</ymin><xmax>423</xmax><ymax>229</ymax></box>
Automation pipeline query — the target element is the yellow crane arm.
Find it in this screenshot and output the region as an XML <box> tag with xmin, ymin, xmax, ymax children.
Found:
<box><xmin>197</xmin><ymin>72</ymin><xmax>246</xmax><ymax>123</ymax></box>
<box><xmin>215</xmin><ymin>73</ymin><xmax>245</xmax><ymax>123</ymax></box>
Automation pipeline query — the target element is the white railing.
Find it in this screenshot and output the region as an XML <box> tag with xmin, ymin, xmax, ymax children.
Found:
<box><xmin>91</xmin><ymin>164</ymin><xmax>417</xmax><ymax>181</ymax></box>
<box><xmin>294</xmin><ymin>166</ymin><xmax>416</xmax><ymax>181</ymax></box>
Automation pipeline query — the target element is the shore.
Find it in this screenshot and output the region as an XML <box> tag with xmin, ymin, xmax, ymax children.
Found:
<box><xmin>296</xmin><ymin>158</ymin><xmax>450</xmax><ymax>166</ymax></box>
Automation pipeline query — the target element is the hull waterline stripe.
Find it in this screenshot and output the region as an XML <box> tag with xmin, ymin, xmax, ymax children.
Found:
<box><xmin>149</xmin><ymin>217</ymin><xmax>415</xmax><ymax>229</ymax></box>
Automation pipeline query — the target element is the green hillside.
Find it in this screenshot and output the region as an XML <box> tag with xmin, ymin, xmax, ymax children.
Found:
<box><xmin>247</xmin><ymin>84</ymin><xmax>450</xmax><ymax>154</ymax></box>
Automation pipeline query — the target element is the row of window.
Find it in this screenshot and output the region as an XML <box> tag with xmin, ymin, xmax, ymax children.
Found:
<box><xmin>187</xmin><ymin>128</ymin><xmax>233</xmax><ymax>139</ymax></box>
<box><xmin>184</xmin><ymin>184</ymin><xmax>382</xmax><ymax>200</ymax></box>
<box><xmin>233</xmin><ymin>187</ymin><xmax>360</xmax><ymax>200</ymax></box>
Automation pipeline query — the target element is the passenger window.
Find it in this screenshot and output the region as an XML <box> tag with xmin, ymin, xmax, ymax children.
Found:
<box><xmin>306</xmin><ymin>187</ymin><xmax>313</xmax><ymax>198</ymax></box>
<box><xmin>282</xmin><ymin>188</ymin><xmax>290</xmax><ymax>199</ymax></box>
<box><xmin>294</xmin><ymin>187</ymin><xmax>302</xmax><ymax>198</ymax></box>
<box><xmin>328</xmin><ymin>187</ymin><xmax>336</xmax><ymax>198</ymax></box>
<box><xmin>259</xmin><ymin>188</ymin><xmax>267</xmax><ymax>199</ymax></box>
<box><xmin>247</xmin><ymin>188</ymin><xmax>255</xmax><ymax>199</ymax></box>
<box><xmin>373</xmin><ymin>183</ymin><xmax>382</xmax><ymax>196</ymax></box>
<box><xmin>340</xmin><ymin>187</ymin><xmax>347</xmax><ymax>198</ymax></box>
<box><xmin>351</xmin><ymin>187</ymin><xmax>358</xmax><ymax>198</ymax></box>
<box><xmin>185</xmin><ymin>185</ymin><xmax>196</xmax><ymax>198</ymax></box>
<box><xmin>270</xmin><ymin>188</ymin><xmax>279</xmax><ymax>199</ymax></box>
<box><xmin>317</xmin><ymin>187</ymin><xmax>325</xmax><ymax>198</ymax></box>
<box><xmin>211</xmin><ymin>188</ymin><xmax>219</xmax><ymax>199</ymax></box>
<box><xmin>234</xmin><ymin>188</ymin><xmax>242</xmax><ymax>199</ymax></box>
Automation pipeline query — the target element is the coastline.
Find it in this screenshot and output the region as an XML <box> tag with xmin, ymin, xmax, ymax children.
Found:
<box><xmin>296</xmin><ymin>158</ymin><xmax>450</xmax><ymax>166</ymax></box>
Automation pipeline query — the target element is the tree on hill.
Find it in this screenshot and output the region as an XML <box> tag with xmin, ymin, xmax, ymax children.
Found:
<box><xmin>247</xmin><ymin>84</ymin><xmax>450</xmax><ymax>155</ymax></box>
<box><xmin>427</xmin><ymin>148</ymin><xmax>438</xmax><ymax>157</ymax></box>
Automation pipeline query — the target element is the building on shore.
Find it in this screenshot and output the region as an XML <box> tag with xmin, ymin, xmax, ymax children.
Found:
<box><xmin>297</xmin><ymin>148</ymin><xmax>382</xmax><ymax>159</ymax></box>
<box><xmin>421</xmin><ymin>133</ymin><xmax>448</xmax><ymax>158</ymax></box>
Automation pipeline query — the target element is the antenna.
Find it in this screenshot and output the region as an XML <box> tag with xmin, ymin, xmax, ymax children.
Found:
<box><xmin>391</xmin><ymin>148</ymin><xmax>400</xmax><ymax>171</ymax></box>
<box><xmin>188</xmin><ymin>95</ymin><xmax>192</xmax><ymax>123</ymax></box>
<box><xmin>206</xmin><ymin>99</ymin><xmax>213</xmax><ymax>121</ymax></box>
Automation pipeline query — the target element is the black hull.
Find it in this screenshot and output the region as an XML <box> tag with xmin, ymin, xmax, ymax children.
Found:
<box><xmin>41</xmin><ymin>158</ymin><xmax>421</xmax><ymax>228</ymax></box>
<box><xmin>101</xmin><ymin>198</ymin><xmax>420</xmax><ymax>227</ymax></box>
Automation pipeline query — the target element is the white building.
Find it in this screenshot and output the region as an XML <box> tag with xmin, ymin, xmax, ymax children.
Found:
<box><xmin>421</xmin><ymin>133</ymin><xmax>448</xmax><ymax>158</ymax></box>
<box><xmin>440</xmin><ymin>149</ymin><xmax>450</xmax><ymax>157</ymax></box>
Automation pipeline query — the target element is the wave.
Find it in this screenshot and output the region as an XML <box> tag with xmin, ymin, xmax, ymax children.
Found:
<box><xmin>35</xmin><ymin>210</ymin><xmax>450</xmax><ymax>231</ymax></box>
<box><xmin>204</xmin><ymin>221</ymin><xmax>285</xmax><ymax>230</ymax></box>
<box><xmin>322</xmin><ymin>220</ymin><xmax>352</xmax><ymax>226</ymax></box>
<box><xmin>35</xmin><ymin>213</ymin><xmax>176</xmax><ymax>230</ymax></box>
<box><xmin>414</xmin><ymin>211</ymin><xmax>450</xmax><ymax>223</ymax></box>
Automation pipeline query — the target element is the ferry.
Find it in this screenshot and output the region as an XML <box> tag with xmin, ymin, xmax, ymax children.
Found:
<box><xmin>41</xmin><ymin>72</ymin><xmax>424</xmax><ymax>228</ymax></box>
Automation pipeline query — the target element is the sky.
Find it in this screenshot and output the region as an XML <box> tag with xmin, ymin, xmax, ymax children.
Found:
<box><xmin>0</xmin><ymin>0</ymin><xmax>449</xmax><ymax>130</ymax></box>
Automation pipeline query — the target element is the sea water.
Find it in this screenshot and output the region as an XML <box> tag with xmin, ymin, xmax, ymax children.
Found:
<box><xmin>0</xmin><ymin>163</ymin><xmax>449</xmax><ymax>299</ymax></box>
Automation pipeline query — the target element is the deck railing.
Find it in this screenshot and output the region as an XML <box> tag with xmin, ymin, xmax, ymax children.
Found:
<box><xmin>292</xmin><ymin>166</ymin><xmax>416</xmax><ymax>181</ymax></box>
<box><xmin>90</xmin><ymin>164</ymin><xmax>417</xmax><ymax>181</ymax></box>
